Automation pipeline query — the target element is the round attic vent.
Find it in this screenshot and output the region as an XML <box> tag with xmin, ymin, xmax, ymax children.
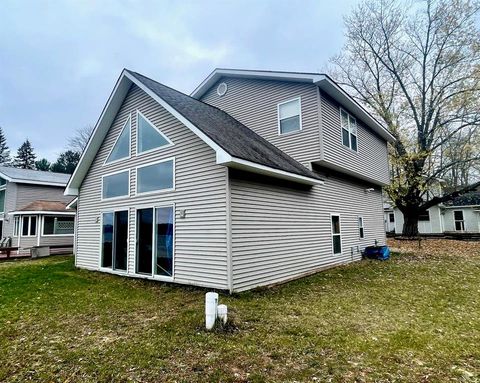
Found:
<box><xmin>216</xmin><ymin>82</ymin><xmax>228</xmax><ymax>96</ymax></box>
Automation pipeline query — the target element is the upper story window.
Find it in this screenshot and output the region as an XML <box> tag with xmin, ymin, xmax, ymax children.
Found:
<box><xmin>105</xmin><ymin>115</ymin><xmax>131</xmax><ymax>164</ymax></box>
<box><xmin>340</xmin><ymin>108</ymin><xmax>358</xmax><ymax>151</ymax></box>
<box><xmin>278</xmin><ymin>97</ymin><xmax>302</xmax><ymax>135</ymax></box>
<box><xmin>102</xmin><ymin>170</ymin><xmax>130</xmax><ymax>200</ymax></box>
<box><xmin>136</xmin><ymin>158</ymin><xmax>174</xmax><ymax>195</ymax></box>
<box><xmin>137</xmin><ymin>111</ymin><xmax>173</xmax><ymax>154</ymax></box>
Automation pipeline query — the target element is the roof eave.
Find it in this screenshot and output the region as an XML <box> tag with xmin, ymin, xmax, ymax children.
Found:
<box><xmin>217</xmin><ymin>152</ymin><xmax>324</xmax><ymax>186</ymax></box>
<box><xmin>9</xmin><ymin>210</ymin><xmax>76</xmax><ymax>216</ymax></box>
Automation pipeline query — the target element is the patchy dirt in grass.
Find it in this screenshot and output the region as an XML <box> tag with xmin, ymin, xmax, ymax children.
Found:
<box><xmin>388</xmin><ymin>238</ymin><xmax>480</xmax><ymax>259</ymax></box>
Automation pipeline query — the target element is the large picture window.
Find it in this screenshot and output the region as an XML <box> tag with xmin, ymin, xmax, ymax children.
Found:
<box><xmin>137</xmin><ymin>111</ymin><xmax>172</xmax><ymax>154</ymax></box>
<box><xmin>136</xmin><ymin>159</ymin><xmax>174</xmax><ymax>195</ymax></box>
<box><xmin>340</xmin><ymin>108</ymin><xmax>358</xmax><ymax>151</ymax></box>
<box><xmin>101</xmin><ymin>210</ymin><xmax>128</xmax><ymax>271</ymax></box>
<box><xmin>278</xmin><ymin>98</ymin><xmax>301</xmax><ymax>134</ymax></box>
<box><xmin>102</xmin><ymin>171</ymin><xmax>129</xmax><ymax>199</ymax></box>
<box><xmin>105</xmin><ymin>115</ymin><xmax>131</xmax><ymax>164</ymax></box>
<box><xmin>136</xmin><ymin>206</ymin><xmax>174</xmax><ymax>278</ymax></box>
<box><xmin>43</xmin><ymin>216</ymin><xmax>75</xmax><ymax>235</ymax></box>
<box><xmin>331</xmin><ymin>214</ymin><xmax>342</xmax><ymax>254</ymax></box>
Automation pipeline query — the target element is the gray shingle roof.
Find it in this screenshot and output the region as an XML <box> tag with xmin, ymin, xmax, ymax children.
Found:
<box><xmin>444</xmin><ymin>191</ymin><xmax>480</xmax><ymax>207</ymax></box>
<box><xmin>127</xmin><ymin>70</ymin><xmax>322</xmax><ymax>182</ymax></box>
<box><xmin>0</xmin><ymin>166</ymin><xmax>70</xmax><ymax>186</ymax></box>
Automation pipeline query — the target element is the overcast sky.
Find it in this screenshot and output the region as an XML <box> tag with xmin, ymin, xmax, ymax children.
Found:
<box><xmin>0</xmin><ymin>0</ymin><xmax>358</xmax><ymax>161</ymax></box>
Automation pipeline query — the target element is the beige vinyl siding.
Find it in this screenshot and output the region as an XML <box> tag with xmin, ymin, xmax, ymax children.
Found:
<box><xmin>230</xmin><ymin>170</ymin><xmax>386</xmax><ymax>291</ymax></box>
<box><xmin>443</xmin><ymin>208</ymin><xmax>480</xmax><ymax>233</ymax></box>
<box><xmin>76</xmin><ymin>84</ymin><xmax>229</xmax><ymax>289</ymax></box>
<box><xmin>2</xmin><ymin>182</ymin><xmax>17</xmax><ymax>237</ymax></box>
<box><xmin>201</xmin><ymin>77</ymin><xmax>321</xmax><ymax>167</ymax></box>
<box><xmin>15</xmin><ymin>184</ymin><xmax>72</xmax><ymax>208</ymax></box>
<box><xmin>320</xmin><ymin>93</ymin><xmax>390</xmax><ymax>184</ymax></box>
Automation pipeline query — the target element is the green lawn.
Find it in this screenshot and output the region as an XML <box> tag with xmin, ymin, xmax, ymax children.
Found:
<box><xmin>1</xmin><ymin>244</ymin><xmax>480</xmax><ymax>382</ymax></box>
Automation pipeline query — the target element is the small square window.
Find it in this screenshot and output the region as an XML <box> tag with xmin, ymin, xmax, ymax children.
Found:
<box><xmin>278</xmin><ymin>98</ymin><xmax>301</xmax><ymax>134</ymax></box>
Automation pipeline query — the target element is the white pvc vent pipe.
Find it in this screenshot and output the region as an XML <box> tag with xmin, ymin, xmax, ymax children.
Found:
<box><xmin>205</xmin><ymin>292</ymin><xmax>218</xmax><ymax>330</ymax></box>
<box><xmin>217</xmin><ymin>304</ymin><xmax>228</xmax><ymax>324</ymax></box>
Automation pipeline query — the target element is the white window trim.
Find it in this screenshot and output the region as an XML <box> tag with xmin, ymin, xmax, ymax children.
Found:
<box><xmin>277</xmin><ymin>96</ymin><xmax>302</xmax><ymax>136</ymax></box>
<box><xmin>133</xmin><ymin>202</ymin><xmax>175</xmax><ymax>282</ymax></box>
<box><xmin>0</xmin><ymin>187</ymin><xmax>5</xmax><ymax>214</ymax></box>
<box><xmin>13</xmin><ymin>216</ymin><xmax>20</xmax><ymax>237</ymax></box>
<box><xmin>103</xmin><ymin>113</ymin><xmax>132</xmax><ymax>166</ymax></box>
<box><xmin>358</xmin><ymin>216</ymin><xmax>365</xmax><ymax>239</ymax></box>
<box><xmin>41</xmin><ymin>215</ymin><xmax>75</xmax><ymax>237</ymax></box>
<box><xmin>339</xmin><ymin>107</ymin><xmax>358</xmax><ymax>152</ymax></box>
<box><xmin>136</xmin><ymin>110</ymin><xmax>174</xmax><ymax>156</ymax></box>
<box><xmin>135</xmin><ymin>157</ymin><xmax>176</xmax><ymax>197</ymax></box>
<box><xmin>98</xmin><ymin>208</ymin><xmax>130</xmax><ymax>274</ymax></box>
<box><xmin>330</xmin><ymin>213</ymin><xmax>342</xmax><ymax>255</ymax></box>
<box><xmin>453</xmin><ymin>210</ymin><xmax>465</xmax><ymax>231</ymax></box>
<box><xmin>20</xmin><ymin>215</ymin><xmax>38</xmax><ymax>237</ymax></box>
<box><xmin>101</xmin><ymin>169</ymin><xmax>131</xmax><ymax>201</ymax></box>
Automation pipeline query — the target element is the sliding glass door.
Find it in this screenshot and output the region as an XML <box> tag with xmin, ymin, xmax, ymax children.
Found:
<box><xmin>101</xmin><ymin>210</ymin><xmax>128</xmax><ymax>271</ymax></box>
<box><xmin>136</xmin><ymin>206</ymin><xmax>174</xmax><ymax>278</ymax></box>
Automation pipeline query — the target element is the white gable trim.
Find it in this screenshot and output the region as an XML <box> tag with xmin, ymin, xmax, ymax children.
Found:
<box><xmin>191</xmin><ymin>68</ymin><xmax>395</xmax><ymax>143</ymax></box>
<box><xmin>65</xmin><ymin>70</ymin><xmax>322</xmax><ymax>195</ymax></box>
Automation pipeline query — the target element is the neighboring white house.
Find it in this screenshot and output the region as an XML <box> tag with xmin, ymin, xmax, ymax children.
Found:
<box><xmin>0</xmin><ymin>166</ymin><xmax>76</xmax><ymax>252</ymax></box>
<box><xmin>65</xmin><ymin>68</ymin><xmax>395</xmax><ymax>292</ymax></box>
<box><xmin>385</xmin><ymin>191</ymin><xmax>480</xmax><ymax>234</ymax></box>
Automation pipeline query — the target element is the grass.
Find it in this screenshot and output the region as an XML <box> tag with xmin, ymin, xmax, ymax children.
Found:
<box><xmin>1</xmin><ymin>241</ymin><xmax>480</xmax><ymax>382</ymax></box>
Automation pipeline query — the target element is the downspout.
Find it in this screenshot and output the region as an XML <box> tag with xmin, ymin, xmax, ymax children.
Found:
<box><xmin>225</xmin><ymin>167</ymin><xmax>233</xmax><ymax>293</ymax></box>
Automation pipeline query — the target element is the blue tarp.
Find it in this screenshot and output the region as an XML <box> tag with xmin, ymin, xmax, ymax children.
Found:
<box><xmin>363</xmin><ymin>245</ymin><xmax>390</xmax><ymax>260</ymax></box>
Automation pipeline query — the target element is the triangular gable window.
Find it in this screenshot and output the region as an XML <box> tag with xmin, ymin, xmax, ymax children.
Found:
<box><xmin>137</xmin><ymin>111</ymin><xmax>173</xmax><ymax>154</ymax></box>
<box><xmin>105</xmin><ymin>116</ymin><xmax>131</xmax><ymax>164</ymax></box>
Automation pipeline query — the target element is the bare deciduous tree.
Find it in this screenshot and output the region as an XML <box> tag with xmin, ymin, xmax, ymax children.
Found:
<box><xmin>67</xmin><ymin>125</ymin><xmax>94</xmax><ymax>154</ymax></box>
<box><xmin>331</xmin><ymin>0</ymin><xmax>480</xmax><ymax>236</ymax></box>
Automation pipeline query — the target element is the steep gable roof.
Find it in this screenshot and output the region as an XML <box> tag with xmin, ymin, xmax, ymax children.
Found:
<box><xmin>191</xmin><ymin>68</ymin><xmax>395</xmax><ymax>143</ymax></box>
<box><xmin>0</xmin><ymin>166</ymin><xmax>70</xmax><ymax>187</ymax></box>
<box><xmin>65</xmin><ymin>69</ymin><xmax>323</xmax><ymax>195</ymax></box>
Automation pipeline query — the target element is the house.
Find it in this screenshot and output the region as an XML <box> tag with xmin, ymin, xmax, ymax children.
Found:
<box><xmin>385</xmin><ymin>190</ymin><xmax>480</xmax><ymax>235</ymax></box>
<box><xmin>65</xmin><ymin>68</ymin><xmax>395</xmax><ymax>292</ymax></box>
<box><xmin>0</xmin><ymin>166</ymin><xmax>76</xmax><ymax>252</ymax></box>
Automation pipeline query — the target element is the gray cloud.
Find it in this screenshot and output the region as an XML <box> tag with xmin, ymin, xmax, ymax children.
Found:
<box><xmin>0</xmin><ymin>0</ymin><xmax>358</xmax><ymax>161</ymax></box>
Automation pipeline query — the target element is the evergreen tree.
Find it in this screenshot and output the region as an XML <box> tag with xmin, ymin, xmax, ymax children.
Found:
<box><xmin>35</xmin><ymin>158</ymin><xmax>51</xmax><ymax>171</ymax></box>
<box><xmin>50</xmin><ymin>150</ymin><xmax>80</xmax><ymax>174</ymax></box>
<box><xmin>14</xmin><ymin>139</ymin><xmax>36</xmax><ymax>169</ymax></box>
<box><xmin>0</xmin><ymin>127</ymin><xmax>11</xmax><ymax>166</ymax></box>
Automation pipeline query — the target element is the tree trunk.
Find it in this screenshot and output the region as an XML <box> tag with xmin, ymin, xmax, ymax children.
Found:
<box><xmin>402</xmin><ymin>213</ymin><xmax>419</xmax><ymax>237</ymax></box>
